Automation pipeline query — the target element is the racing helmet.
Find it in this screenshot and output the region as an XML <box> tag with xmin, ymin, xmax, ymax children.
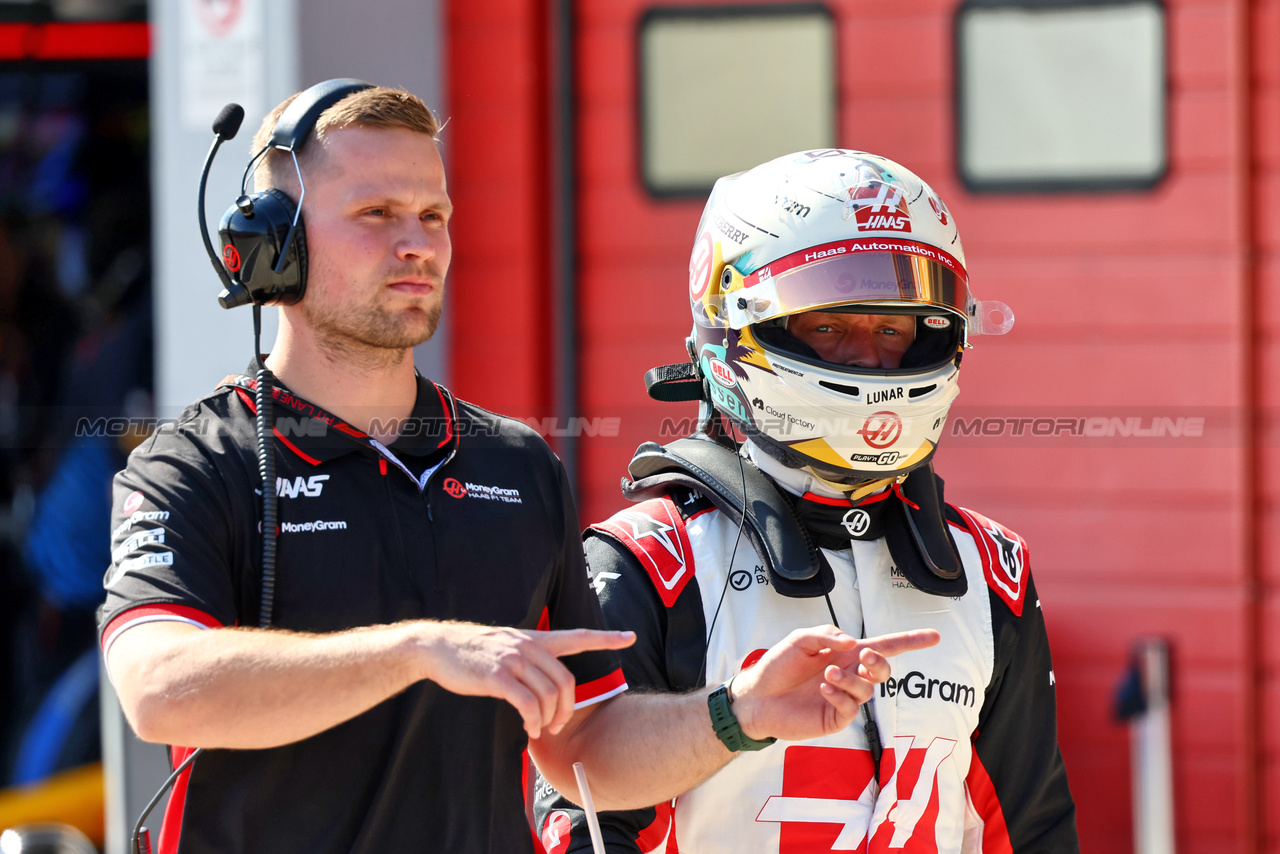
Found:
<box><xmin>686</xmin><ymin>150</ymin><xmax>1013</xmax><ymax>482</ymax></box>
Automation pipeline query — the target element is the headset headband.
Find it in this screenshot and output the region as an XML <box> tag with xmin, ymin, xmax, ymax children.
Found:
<box><xmin>268</xmin><ymin>78</ymin><xmax>375</xmax><ymax>151</ymax></box>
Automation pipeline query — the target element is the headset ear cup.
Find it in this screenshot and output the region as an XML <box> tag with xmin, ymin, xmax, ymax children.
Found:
<box><xmin>259</xmin><ymin>188</ymin><xmax>306</xmax><ymax>305</ymax></box>
<box><xmin>219</xmin><ymin>189</ymin><xmax>307</xmax><ymax>305</ymax></box>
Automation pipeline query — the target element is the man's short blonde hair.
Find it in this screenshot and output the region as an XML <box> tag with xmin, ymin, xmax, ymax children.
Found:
<box><xmin>250</xmin><ymin>85</ymin><xmax>440</xmax><ymax>191</ymax></box>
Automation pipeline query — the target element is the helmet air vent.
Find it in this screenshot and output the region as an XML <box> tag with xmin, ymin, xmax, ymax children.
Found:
<box><xmin>818</xmin><ymin>381</ymin><xmax>860</xmax><ymax>396</ymax></box>
<box><xmin>908</xmin><ymin>385</ymin><xmax>938</xmax><ymax>398</ymax></box>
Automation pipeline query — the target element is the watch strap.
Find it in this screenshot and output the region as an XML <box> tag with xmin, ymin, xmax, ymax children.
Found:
<box><xmin>708</xmin><ymin>679</ymin><xmax>776</xmax><ymax>752</ymax></box>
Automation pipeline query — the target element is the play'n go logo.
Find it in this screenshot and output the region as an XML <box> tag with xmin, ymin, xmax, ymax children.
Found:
<box><xmin>709</xmin><ymin>358</ymin><xmax>737</xmax><ymax>388</ymax></box>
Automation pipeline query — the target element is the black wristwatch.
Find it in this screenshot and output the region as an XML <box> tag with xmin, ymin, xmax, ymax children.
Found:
<box><xmin>708</xmin><ymin>678</ymin><xmax>776</xmax><ymax>752</ymax></box>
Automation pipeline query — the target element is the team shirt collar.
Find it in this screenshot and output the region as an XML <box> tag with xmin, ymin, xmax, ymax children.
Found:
<box><xmin>220</xmin><ymin>358</ymin><xmax>459</xmax><ymax>465</ymax></box>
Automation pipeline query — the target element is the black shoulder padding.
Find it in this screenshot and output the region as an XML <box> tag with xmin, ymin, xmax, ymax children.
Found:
<box><xmin>883</xmin><ymin>465</ymin><xmax>967</xmax><ymax>597</ymax></box>
<box><xmin>623</xmin><ymin>436</ymin><xmax>834</xmax><ymax>598</ymax></box>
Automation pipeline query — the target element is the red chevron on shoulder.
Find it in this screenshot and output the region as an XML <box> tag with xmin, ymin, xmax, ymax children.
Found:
<box><xmin>953</xmin><ymin>505</ymin><xmax>1028</xmax><ymax>617</ymax></box>
<box><xmin>592</xmin><ymin>497</ymin><xmax>694</xmax><ymax>608</ymax></box>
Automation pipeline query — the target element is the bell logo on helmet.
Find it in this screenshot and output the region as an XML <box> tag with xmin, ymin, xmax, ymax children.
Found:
<box><xmin>689</xmin><ymin>232</ymin><xmax>714</xmax><ymax>300</ymax></box>
<box><xmin>710</xmin><ymin>359</ymin><xmax>737</xmax><ymax>388</ymax></box>
<box><xmin>858</xmin><ymin>411</ymin><xmax>903</xmax><ymax>449</ymax></box>
<box><xmin>923</xmin><ymin>316</ymin><xmax>951</xmax><ymax>329</ymax></box>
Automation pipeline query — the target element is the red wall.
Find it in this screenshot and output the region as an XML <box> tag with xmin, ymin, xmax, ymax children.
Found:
<box><xmin>447</xmin><ymin>0</ymin><xmax>552</xmax><ymax>415</ymax></box>
<box><xmin>1255</xmin><ymin>0</ymin><xmax>1280</xmax><ymax>848</ymax></box>
<box><xmin>448</xmin><ymin>1</ymin><xmax>1280</xmax><ymax>850</ymax></box>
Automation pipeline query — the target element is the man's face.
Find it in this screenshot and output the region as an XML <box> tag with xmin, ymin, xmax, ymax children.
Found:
<box><xmin>292</xmin><ymin>125</ymin><xmax>452</xmax><ymax>353</ymax></box>
<box><xmin>787</xmin><ymin>311</ymin><xmax>916</xmax><ymax>369</ymax></box>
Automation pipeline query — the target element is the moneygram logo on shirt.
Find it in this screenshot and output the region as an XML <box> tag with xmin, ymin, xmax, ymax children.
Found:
<box><xmin>443</xmin><ymin>478</ymin><xmax>522</xmax><ymax>504</ymax></box>
<box><xmin>879</xmin><ymin>669</ymin><xmax>976</xmax><ymax>707</ymax></box>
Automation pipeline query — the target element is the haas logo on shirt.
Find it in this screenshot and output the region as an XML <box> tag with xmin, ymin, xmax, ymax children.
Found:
<box><xmin>756</xmin><ymin>739</ymin><xmax>958</xmax><ymax>852</ymax></box>
<box><xmin>276</xmin><ymin>474</ymin><xmax>329</xmax><ymax>498</ymax></box>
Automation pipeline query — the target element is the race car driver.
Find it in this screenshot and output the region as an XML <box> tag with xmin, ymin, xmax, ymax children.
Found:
<box><xmin>534</xmin><ymin>150</ymin><xmax>1079</xmax><ymax>853</ymax></box>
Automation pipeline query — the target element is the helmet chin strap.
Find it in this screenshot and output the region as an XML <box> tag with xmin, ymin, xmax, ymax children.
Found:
<box><xmin>745</xmin><ymin>439</ymin><xmax>898</xmax><ymax>503</ymax></box>
<box><xmin>806</xmin><ymin>468</ymin><xmax>901</xmax><ymax>503</ymax></box>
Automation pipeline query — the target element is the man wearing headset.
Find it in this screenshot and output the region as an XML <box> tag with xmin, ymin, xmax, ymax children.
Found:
<box><xmin>534</xmin><ymin>151</ymin><xmax>1079</xmax><ymax>853</ymax></box>
<box><xmin>97</xmin><ymin>87</ymin><xmax>937</xmax><ymax>854</ymax></box>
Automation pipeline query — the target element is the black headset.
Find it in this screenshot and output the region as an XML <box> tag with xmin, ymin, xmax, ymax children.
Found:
<box><xmin>197</xmin><ymin>78</ymin><xmax>375</xmax><ymax>310</ymax></box>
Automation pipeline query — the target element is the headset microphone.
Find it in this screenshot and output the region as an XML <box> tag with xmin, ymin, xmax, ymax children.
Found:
<box><xmin>196</xmin><ymin>102</ymin><xmax>252</xmax><ymax>308</ymax></box>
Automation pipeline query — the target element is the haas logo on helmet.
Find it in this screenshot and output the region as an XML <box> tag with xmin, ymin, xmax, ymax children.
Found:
<box><xmin>858</xmin><ymin>411</ymin><xmax>903</xmax><ymax>449</ymax></box>
<box><xmin>851</xmin><ymin>183</ymin><xmax>911</xmax><ymax>233</ymax></box>
<box><xmin>845</xmin><ymin>162</ymin><xmax>912</xmax><ymax>234</ymax></box>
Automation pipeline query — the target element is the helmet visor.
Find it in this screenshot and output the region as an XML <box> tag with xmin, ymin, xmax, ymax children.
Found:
<box><xmin>727</xmin><ymin>238</ymin><xmax>969</xmax><ymax>327</ymax></box>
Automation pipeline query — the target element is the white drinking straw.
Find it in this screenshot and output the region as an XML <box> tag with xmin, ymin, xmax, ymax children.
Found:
<box><xmin>572</xmin><ymin>761</ymin><xmax>607</xmax><ymax>854</ymax></box>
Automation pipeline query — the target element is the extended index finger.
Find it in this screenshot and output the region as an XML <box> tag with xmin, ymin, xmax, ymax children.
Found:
<box><xmin>860</xmin><ymin>629</ymin><xmax>941</xmax><ymax>658</ymax></box>
<box><xmin>535</xmin><ymin>628</ymin><xmax>636</xmax><ymax>658</ymax></box>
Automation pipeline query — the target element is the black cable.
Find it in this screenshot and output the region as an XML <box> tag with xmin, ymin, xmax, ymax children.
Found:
<box><xmin>699</xmin><ymin>415</ymin><xmax>750</xmax><ymax>683</ymax></box>
<box><xmin>823</xmin><ymin>587</ymin><xmax>883</xmax><ymax>784</ymax></box>
<box><xmin>254</xmin><ymin>304</ymin><xmax>279</xmax><ymax>627</ymax></box>
<box><xmin>130</xmin><ymin>747</ymin><xmax>202</xmax><ymax>854</ymax></box>
<box><xmin>129</xmin><ymin>102</ymin><xmax>264</xmax><ymax>854</ymax></box>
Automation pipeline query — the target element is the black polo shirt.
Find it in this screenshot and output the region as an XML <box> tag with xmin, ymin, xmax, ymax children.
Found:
<box><xmin>99</xmin><ymin>368</ymin><xmax>624</xmax><ymax>854</ymax></box>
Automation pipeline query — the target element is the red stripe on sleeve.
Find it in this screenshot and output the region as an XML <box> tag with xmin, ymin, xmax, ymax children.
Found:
<box><xmin>536</xmin><ymin>606</ymin><xmax>550</xmax><ymax>632</ymax></box>
<box><xmin>102</xmin><ymin>604</ymin><xmax>222</xmax><ymax>651</ymax></box>
<box><xmin>574</xmin><ymin>668</ymin><xmax>627</xmax><ymax>707</ymax></box>
<box><xmin>965</xmin><ymin>750</ymin><xmax>1014</xmax><ymax>854</ymax></box>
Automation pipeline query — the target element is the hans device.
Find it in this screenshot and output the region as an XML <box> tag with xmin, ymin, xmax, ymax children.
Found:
<box><xmin>129</xmin><ymin>79</ymin><xmax>374</xmax><ymax>854</ymax></box>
